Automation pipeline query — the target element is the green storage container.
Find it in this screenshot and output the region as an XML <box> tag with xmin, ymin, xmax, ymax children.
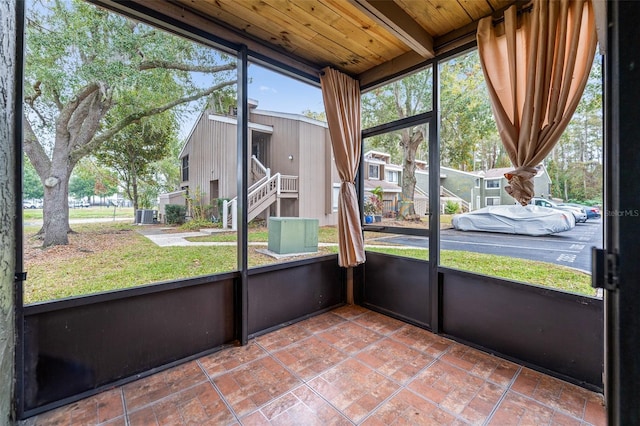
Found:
<box><xmin>268</xmin><ymin>217</ymin><xmax>319</xmax><ymax>254</ymax></box>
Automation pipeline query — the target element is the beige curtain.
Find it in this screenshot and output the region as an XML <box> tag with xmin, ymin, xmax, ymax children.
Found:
<box><xmin>320</xmin><ymin>67</ymin><xmax>365</xmax><ymax>267</ymax></box>
<box><xmin>477</xmin><ymin>0</ymin><xmax>597</xmax><ymax>205</ymax></box>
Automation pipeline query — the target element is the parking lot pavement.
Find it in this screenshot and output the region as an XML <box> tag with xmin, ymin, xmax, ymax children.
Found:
<box><xmin>374</xmin><ymin>219</ymin><xmax>602</xmax><ymax>273</ymax></box>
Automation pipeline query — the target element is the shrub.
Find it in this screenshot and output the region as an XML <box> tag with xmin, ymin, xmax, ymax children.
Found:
<box><xmin>180</xmin><ymin>219</ymin><xmax>219</xmax><ymax>231</ymax></box>
<box><xmin>185</xmin><ymin>187</ymin><xmax>213</xmax><ymax>222</ymax></box>
<box><xmin>444</xmin><ymin>200</ymin><xmax>460</xmax><ymax>214</ymax></box>
<box><xmin>214</xmin><ymin>198</ymin><xmax>230</xmax><ymax>221</ymax></box>
<box><xmin>165</xmin><ymin>204</ymin><xmax>187</xmax><ymax>224</ymax></box>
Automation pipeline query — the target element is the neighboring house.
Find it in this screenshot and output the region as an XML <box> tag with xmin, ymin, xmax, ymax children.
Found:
<box><xmin>473</xmin><ymin>165</ymin><xmax>552</xmax><ymax>209</ymax></box>
<box><xmin>362</xmin><ymin>151</ymin><xmax>403</xmax><ymax>216</ymax></box>
<box><xmin>362</xmin><ymin>152</ymin><xmax>435</xmax><ymax>217</ymax></box>
<box><xmin>170</xmin><ymin>101</ymin><xmax>339</xmax><ymax>226</ymax></box>
<box><xmin>389</xmin><ymin>155</ymin><xmax>554</xmax><ymax>212</ymax></box>
<box><xmin>421</xmin><ymin>164</ymin><xmax>551</xmax><ymax>210</ymax></box>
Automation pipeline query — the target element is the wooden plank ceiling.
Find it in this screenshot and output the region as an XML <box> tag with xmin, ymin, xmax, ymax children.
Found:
<box><xmin>112</xmin><ymin>0</ymin><xmax>523</xmax><ymax>86</ymax></box>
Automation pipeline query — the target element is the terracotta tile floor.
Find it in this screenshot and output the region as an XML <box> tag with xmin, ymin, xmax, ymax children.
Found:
<box><xmin>22</xmin><ymin>305</ymin><xmax>606</xmax><ymax>425</ymax></box>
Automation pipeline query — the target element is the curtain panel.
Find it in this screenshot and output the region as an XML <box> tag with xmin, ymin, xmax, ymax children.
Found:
<box><xmin>320</xmin><ymin>67</ymin><xmax>366</xmax><ymax>268</ymax></box>
<box><xmin>477</xmin><ymin>0</ymin><xmax>597</xmax><ymax>205</ymax></box>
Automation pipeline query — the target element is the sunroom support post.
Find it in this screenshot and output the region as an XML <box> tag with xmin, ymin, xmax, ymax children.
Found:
<box><xmin>428</xmin><ymin>60</ymin><xmax>440</xmax><ymax>333</ymax></box>
<box><xmin>236</xmin><ymin>45</ymin><xmax>249</xmax><ymax>345</ymax></box>
<box><xmin>606</xmin><ymin>1</ymin><xmax>640</xmax><ymax>423</ymax></box>
<box><xmin>1</xmin><ymin>0</ymin><xmax>22</xmax><ymax>422</ymax></box>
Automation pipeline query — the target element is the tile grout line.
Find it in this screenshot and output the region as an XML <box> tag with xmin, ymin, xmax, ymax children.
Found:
<box><xmin>121</xmin><ymin>375</ymin><xmax>212</xmax><ymax>420</ymax></box>
<box><xmin>195</xmin><ymin>358</ymin><xmax>244</xmax><ymax>425</ymax></box>
<box><xmin>354</xmin><ymin>329</ymin><xmax>511</xmax><ymax>424</ymax></box>
<box><xmin>506</xmin><ymin>386</ymin><xmax>596</xmax><ymax>425</ymax></box>
<box><xmin>318</xmin><ymin>314</ymin><xmax>453</xmax><ymax>424</ymax></box>
<box><xmin>253</xmin><ymin>318</ymin><xmax>358</xmax><ymax>424</ymax></box>
<box><xmin>310</xmin><ymin>315</ymin><xmax>451</xmax><ymax>424</ymax></box>
<box><xmin>258</xmin><ymin>312</ymin><xmax>405</xmax><ymax>425</ymax></box>
<box><xmin>482</xmin><ymin>365</ymin><xmax>523</xmax><ymax>426</ymax></box>
<box><xmin>388</xmin><ymin>340</ymin><xmax>480</xmax><ymax>425</ymax></box>
<box><xmin>120</xmin><ymin>387</ymin><xmax>130</xmax><ymax>426</ymax></box>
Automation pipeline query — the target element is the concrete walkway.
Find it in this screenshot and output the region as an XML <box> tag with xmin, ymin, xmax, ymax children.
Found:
<box><xmin>136</xmin><ymin>226</ymin><xmax>343</xmax><ymax>250</ymax></box>
<box><xmin>133</xmin><ymin>225</ymin><xmax>339</xmax><ymax>259</ymax></box>
<box><xmin>133</xmin><ymin>225</ymin><xmax>237</xmax><ymax>247</ymax></box>
<box><xmin>133</xmin><ymin>225</ymin><xmax>402</xmax><ymax>249</ymax></box>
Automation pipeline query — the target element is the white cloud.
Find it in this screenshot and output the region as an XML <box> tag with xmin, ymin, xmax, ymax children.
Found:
<box><xmin>259</xmin><ymin>85</ymin><xmax>278</xmax><ymax>94</ymax></box>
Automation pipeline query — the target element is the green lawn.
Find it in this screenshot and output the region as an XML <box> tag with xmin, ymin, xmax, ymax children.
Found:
<box><xmin>23</xmin><ymin>221</ymin><xmax>595</xmax><ymax>304</ymax></box>
<box><xmin>23</xmin><ymin>206</ymin><xmax>135</xmax><ymax>221</ymax></box>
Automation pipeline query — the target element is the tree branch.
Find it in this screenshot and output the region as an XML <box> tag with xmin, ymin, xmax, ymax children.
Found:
<box><xmin>74</xmin><ymin>79</ymin><xmax>237</xmax><ymax>160</ymax></box>
<box><xmin>24</xmin><ymin>81</ymin><xmax>49</xmax><ymax>126</ymax></box>
<box><xmin>52</xmin><ymin>88</ymin><xmax>63</xmax><ymax>111</ymax></box>
<box><xmin>25</xmin><ymin>103</ymin><xmax>48</xmax><ymax>127</ymax></box>
<box><xmin>56</xmin><ymin>83</ymin><xmax>100</xmax><ymax>135</ymax></box>
<box><xmin>68</xmin><ymin>88</ymin><xmax>112</xmax><ymax>154</ymax></box>
<box><xmin>139</xmin><ymin>61</ymin><xmax>236</xmax><ymax>74</ymax></box>
<box><xmin>23</xmin><ymin>116</ymin><xmax>52</xmax><ymax>180</ymax></box>
<box><xmin>24</xmin><ymin>80</ymin><xmax>42</xmax><ymax>106</ymax></box>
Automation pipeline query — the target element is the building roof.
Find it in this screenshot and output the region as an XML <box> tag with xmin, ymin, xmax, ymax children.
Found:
<box><xmin>364</xmin><ymin>150</ymin><xmax>392</xmax><ymax>161</ymax></box>
<box><xmin>251</xmin><ymin>109</ymin><xmax>328</xmax><ymax>128</ymax></box>
<box><xmin>363</xmin><ymin>179</ymin><xmax>401</xmax><ymax>193</ymax></box>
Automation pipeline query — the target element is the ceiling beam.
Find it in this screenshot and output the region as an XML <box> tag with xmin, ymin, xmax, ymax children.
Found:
<box><xmin>349</xmin><ymin>0</ymin><xmax>435</xmax><ymax>59</ymax></box>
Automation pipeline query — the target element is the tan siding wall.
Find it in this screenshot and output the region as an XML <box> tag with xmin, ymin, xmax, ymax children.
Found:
<box><xmin>251</xmin><ymin>113</ymin><xmax>337</xmax><ymax>226</ymax></box>
<box><xmin>250</xmin><ymin>113</ymin><xmax>299</xmax><ymax>178</ymax></box>
<box><xmin>181</xmin><ymin>110</ymin><xmax>238</xmax><ymax>205</ymax></box>
<box><xmin>301</xmin><ymin>121</ymin><xmax>338</xmax><ymax>226</ymax></box>
<box><xmin>183</xmin><ymin>111</ymin><xmax>337</xmax><ymax>225</ymax></box>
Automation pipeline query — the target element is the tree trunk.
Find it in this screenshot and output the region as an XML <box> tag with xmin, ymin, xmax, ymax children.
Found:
<box><xmin>0</xmin><ymin>0</ymin><xmax>18</xmax><ymax>422</ymax></box>
<box><xmin>42</xmin><ymin>170</ymin><xmax>72</xmax><ymax>247</ymax></box>
<box><xmin>130</xmin><ymin>160</ymin><xmax>139</xmax><ymax>212</ymax></box>
<box><xmin>399</xmin><ymin>130</ymin><xmax>422</xmax><ymax>219</ymax></box>
<box><xmin>132</xmin><ymin>172</ymin><xmax>139</xmax><ymax>212</ymax></box>
<box><xmin>400</xmin><ymin>155</ymin><xmax>417</xmax><ymax>218</ymax></box>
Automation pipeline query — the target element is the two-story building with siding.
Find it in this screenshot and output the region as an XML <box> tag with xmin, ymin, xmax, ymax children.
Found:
<box><xmin>163</xmin><ymin>101</ymin><xmax>340</xmax><ymax>226</ymax></box>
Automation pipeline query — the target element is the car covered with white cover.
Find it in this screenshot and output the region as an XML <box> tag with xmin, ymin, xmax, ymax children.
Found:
<box><xmin>451</xmin><ymin>205</ymin><xmax>575</xmax><ymax>236</ymax></box>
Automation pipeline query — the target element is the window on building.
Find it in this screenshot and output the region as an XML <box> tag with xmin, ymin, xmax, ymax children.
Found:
<box><xmin>485</xmin><ymin>179</ymin><xmax>500</xmax><ymax>189</ymax></box>
<box><xmin>475</xmin><ymin>178</ymin><xmax>480</xmax><ymax>188</ymax></box>
<box><xmin>386</xmin><ymin>170</ymin><xmax>399</xmax><ymax>183</ymax></box>
<box><xmin>369</xmin><ymin>164</ymin><xmax>380</xmax><ymax>180</ymax></box>
<box><xmin>485</xmin><ymin>197</ymin><xmax>501</xmax><ymax>206</ymax></box>
<box><xmin>332</xmin><ymin>184</ymin><xmax>340</xmax><ymax>212</ymax></box>
<box><xmin>182</xmin><ymin>156</ymin><xmax>189</xmax><ymax>181</ymax></box>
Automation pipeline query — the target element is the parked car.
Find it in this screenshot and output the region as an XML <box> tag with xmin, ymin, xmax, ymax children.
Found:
<box><xmin>529</xmin><ymin>197</ymin><xmax>588</xmax><ymax>223</ymax></box>
<box><xmin>564</xmin><ymin>203</ymin><xmax>601</xmax><ymax>219</ymax></box>
<box><xmin>23</xmin><ymin>200</ymin><xmax>42</xmax><ymax>209</ymax></box>
<box><xmin>68</xmin><ymin>200</ymin><xmax>91</xmax><ymax>208</ymax></box>
<box><xmin>452</xmin><ymin>205</ymin><xmax>575</xmax><ymax>236</ymax></box>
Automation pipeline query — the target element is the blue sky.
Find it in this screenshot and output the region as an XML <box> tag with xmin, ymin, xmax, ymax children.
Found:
<box><xmin>179</xmin><ymin>64</ymin><xmax>324</xmax><ymax>140</ymax></box>
<box><xmin>248</xmin><ymin>64</ymin><xmax>325</xmax><ymax>114</ymax></box>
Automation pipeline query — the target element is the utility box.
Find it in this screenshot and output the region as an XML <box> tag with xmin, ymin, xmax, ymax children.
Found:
<box><xmin>136</xmin><ymin>209</ymin><xmax>156</xmax><ymax>224</ymax></box>
<box><xmin>268</xmin><ymin>217</ymin><xmax>319</xmax><ymax>254</ymax></box>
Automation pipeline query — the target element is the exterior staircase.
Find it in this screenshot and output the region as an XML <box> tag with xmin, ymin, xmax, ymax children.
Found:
<box><xmin>222</xmin><ymin>156</ymin><xmax>298</xmax><ymax>229</ymax></box>
<box><xmin>440</xmin><ymin>186</ymin><xmax>469</xmax><ymax>212</ymax></box>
